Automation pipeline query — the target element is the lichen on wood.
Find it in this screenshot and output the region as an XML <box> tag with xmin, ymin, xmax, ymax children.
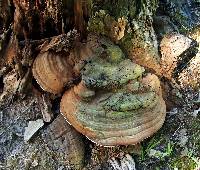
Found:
<box><xmin>88</xmin><ymin>0</ymin><xmax>161</xmax><ymax>74</ymax></box>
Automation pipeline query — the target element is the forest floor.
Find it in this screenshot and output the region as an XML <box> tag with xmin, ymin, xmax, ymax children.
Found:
<box><xmin>136</xmin><ymin>88</ymin><xmax>200</xmax><ymax>170</ymax></box>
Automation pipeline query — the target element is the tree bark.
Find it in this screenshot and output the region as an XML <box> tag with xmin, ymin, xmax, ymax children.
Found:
<box><xmin>0</xmin><ymin>0</ymin><xmax>200</xmax><ymax>169</ymax></box>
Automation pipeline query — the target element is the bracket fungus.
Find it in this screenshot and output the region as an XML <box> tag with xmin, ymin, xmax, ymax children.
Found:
<box><xmin>32</xmin><ymin>33</ymin><xmax>94</xmax><ymax>94</ymax></box>
<box><xmin>32</xmin><ymin>51</ymin><xmax>74</xmax><ymax>94</ymax></box>
<box><xmin>32</xmin><ymin>34</ymin><xmax>166</xmax><ymax>146</ymax></box>
<box><xmin>60</xmin><ymin>37</ymin><xmax>166</xmax><ymax>146</ymax></box>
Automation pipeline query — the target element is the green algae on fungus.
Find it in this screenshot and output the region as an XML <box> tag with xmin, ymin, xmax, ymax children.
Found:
<box><xmin>61</xmin><ymin>70</ymin><xmax>166</xmax><ymax>146</ymax></box>
<box><xmin>82</xmin><ymin>36</ymin><xmax>146</xmax><ymax>89</ymax></box>
<box><xmin>60</xmin><ymin>36</ymin><xmax>166</xmax><ymax>146</ymax></box>
<box><xmin>82</xmin><ymin>36</ymin><xmax>144</xmax><ymax>89</ymax></box>
<box><xmin>82</xmin><ymin>59</ymin><xmax>144</xmax><ymax>89</ymax></box>
<box><xmin>102</xmin><ymin>91</ymin><xmax>158</xmax><ymax>112</ymax></box>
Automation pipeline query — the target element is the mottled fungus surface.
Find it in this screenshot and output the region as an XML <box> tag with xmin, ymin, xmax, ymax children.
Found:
<box><xmin>61</xmin><ymin>38</ymin><xmax>166</xmax><ymax>146</ymax></box>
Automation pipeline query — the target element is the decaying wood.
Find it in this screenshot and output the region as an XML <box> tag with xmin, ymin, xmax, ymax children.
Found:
<box><xmin>42</xmin><ymin>114</ymin><xmax>85</xmax><ymax>169</ymax></box>
<box><xmin>37</xmin><ymin>93</ymin><xmax>54</xmax><ymax>123</ymax></box>
<box><xmin>1</xmin><ymin>0</ymin><xmax>200</xmax><ymax>169</ymax></box>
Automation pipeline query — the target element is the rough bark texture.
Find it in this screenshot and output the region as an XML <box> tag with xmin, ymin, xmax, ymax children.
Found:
<box><xmin>1</xmin><ymin>0</ymin><xmax>200</xmax><ymax>170</ymax></box>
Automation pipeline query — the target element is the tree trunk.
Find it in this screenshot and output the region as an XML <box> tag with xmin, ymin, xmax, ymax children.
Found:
<box><xmin>0</xmin><ymin>0</ymin><xmax>200</xmax><ymax>169</ymax></box>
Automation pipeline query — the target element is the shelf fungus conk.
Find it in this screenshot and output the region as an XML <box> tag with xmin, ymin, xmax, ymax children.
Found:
<box><xmin>32</xmin><ymin>34</ymin><xmax>95</xmax><ymax>94</ymax></box>
<box><xmin>32</xmin><ymin>51</ymin><xmax>74</xmax><ymax>94</ymax></box>
<box><xmin>61</xmin><ymin>39</ymin><xmax>166</xmax><ymax>146</ymax></box>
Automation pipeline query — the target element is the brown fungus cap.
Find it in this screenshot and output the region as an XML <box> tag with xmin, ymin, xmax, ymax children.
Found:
<box><xmin>60</xmin><ymin>38</ymin><xmax>166</xmax><ymax>146</ymax></box>
<box><xmin>32</xmin><ymin>51</ymin><xmax>74</xmax><ymax>94</ymax></box>
<box><xmin>32</xmin><ymin>34</ymin><xmax>94</xmax><ymax>94</ymax></box>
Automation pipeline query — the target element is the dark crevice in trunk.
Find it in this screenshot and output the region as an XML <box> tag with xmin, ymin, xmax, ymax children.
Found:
<box><xmin>0</xmin><ymin>75</ymin><xmax>4</xmax><ymax>93</ymax></box>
